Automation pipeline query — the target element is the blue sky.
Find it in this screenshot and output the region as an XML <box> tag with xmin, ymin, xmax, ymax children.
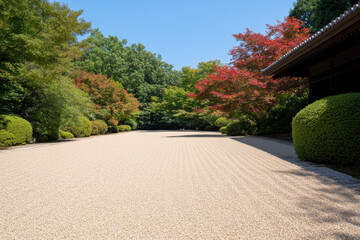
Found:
<box><xmin>56</xmin><ymin>0</ymin><xmax>296</xmax><ymax>70</ymax></box>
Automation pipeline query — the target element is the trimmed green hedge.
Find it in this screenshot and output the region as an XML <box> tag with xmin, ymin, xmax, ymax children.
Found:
<box><xmin>219</xmin><ymin>126</ymin><xmax>227</xmax><ymax>135</ymax></box>
<box><xmin>59</xmin><ymin>130</ymin><xmax>74</xmax><ymax>139</ymax></box>
<box><xmin>91</xmin><ymin>120</ymin><xmax>108</xmax><ymax>135</ymax></box>
<box><xmin>125</xmin><ymin>119</ymin><xmax>137</xmax><ymax>130</ymax></box>
<box><xmin>0</xmin><ymin>115</ymin><xmax>32</xmax><ymax>146</ymax></box>
<box><xmin>65</xmin><ymin>117</ymin><xmax>91</xmax><ymax>138</ymax></box>
<box><xmin>292</xmin><ymin>93</ymin><xmax>360</xmax><ymax>165</ymax></box>
<box><xmin>215</xmin><ymin>117</ymin><xmax>230</xmax><ymax>128</ymax></box>
<box><xmin>118</xmin><ymin>125</ymin><xmax>131</xmax><ymax>132</ymax></box>
<box><xmin>226</xmin><ymin>116</ymin><xmax>257</xmax><ymax>136</ymax></box>
<box><xmin>0</xmin><ymin>130</ymin><xmax>15</xmax><ymax>146</ymax></box>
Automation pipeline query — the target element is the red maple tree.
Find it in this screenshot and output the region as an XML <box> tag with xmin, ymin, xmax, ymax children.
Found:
<box><xmin>189</xmin><ymin>17</ymin><xmax>310</xmax><ymax>118</ymax></box>
<box><xmin>71</xmin><ymin>70</ymin><xmax>139</xmax><ymax>125</ymax></box>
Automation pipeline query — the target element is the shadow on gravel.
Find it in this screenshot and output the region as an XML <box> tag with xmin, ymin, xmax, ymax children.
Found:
<box><xmin>0</xmin><ymin>139</ymin><xmax>76</xmax><ymax>151</ymax></box>
<box><xmin>166</xmin><ymin>134</ymin><xmax>225</xmax><ymax>138</ymax></box>
<box><xmin>333</xmin><ymin>232</ymin><xmax>360</xmax><ymax>240</ymax></box>
<box><xmin>231</xmin><ymin>136</ymin><xmax>360</xmax><ymax>191</ymax></box>
<box><xmin>169</xmin><ymin>132</ymin><xmax>360</xmax><ymax>237</ymax></box>
<box><xmin>30</xmin><ymin>139</ymin><xmax>76</xmax><ymax>146</ymax></box>
<box><xmin>230</xmin><ymin>136</ymin><xmax>295</xmax><ymax>158</ymax></box>
<box><xmin>232</xmin><ymin>136</ymin><xmax>360</xmax><ymax>237</ymax></box>
<box><xmin>281</xmin><ymin>168</ymin><xmax>360</xmax><ymax>237</ymax></box>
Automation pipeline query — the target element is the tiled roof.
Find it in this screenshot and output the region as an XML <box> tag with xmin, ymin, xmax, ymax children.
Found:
<box><xmin>262</xmin><ymin>3</ymin><xmax>360</xmax><ymax>75</ymax></box>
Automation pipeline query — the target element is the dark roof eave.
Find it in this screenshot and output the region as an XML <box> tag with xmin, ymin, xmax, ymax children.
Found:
<box><xmin>261</xmin><ymin>3</ymin><xmax>360</xmax><ymax>77</ymax></box>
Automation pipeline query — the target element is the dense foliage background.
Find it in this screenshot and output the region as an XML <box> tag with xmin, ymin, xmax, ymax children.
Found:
<box><xmin>289</xmin><ymin>0</ymin><xmax>359</xmax><ymax>33</ymax></box>
<box><xmin>1</xmin><ymin>0</ymin><xmax>356</xmax><ymax>145</ymax></box>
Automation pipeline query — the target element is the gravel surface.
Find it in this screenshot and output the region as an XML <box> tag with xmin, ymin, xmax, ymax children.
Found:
<box><xmin>1</xmin><ymin>131</ymin><xmax>360</xmax><ymax>239</ymax></box>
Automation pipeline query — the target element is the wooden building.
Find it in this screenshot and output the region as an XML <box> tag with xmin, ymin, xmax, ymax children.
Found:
<box><xmin>262</xmin><ymin>3</ymin><xmax>360</xmax><ymax>102</ymax></box>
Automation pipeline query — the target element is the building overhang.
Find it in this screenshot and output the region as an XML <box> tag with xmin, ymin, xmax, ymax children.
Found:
<box><xmin>261</xmin><ymin>3</ymin><xmax>360</xmax><ymax>78</ymax></box>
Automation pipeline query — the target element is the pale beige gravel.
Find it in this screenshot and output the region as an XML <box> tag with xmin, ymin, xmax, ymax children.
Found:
<box><xmin>0</xmin><ymin>131</ymin><xmax>360</xmax><ymax>239</ymax></box>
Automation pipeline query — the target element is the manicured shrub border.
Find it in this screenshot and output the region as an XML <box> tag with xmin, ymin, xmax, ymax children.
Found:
<box><xmin>292</xmin><ymin>93</ymin><xmax>360</xmax><ymax>165</ymax></box>
<box><xmin>65</xmin><ymin>117</ymin><xmax>91</xmax><ymax>138</ymax></box>
<box><xmin>0</xmin><ymin>115</ymin><xmax>32</xmax><ymax>146</ymax></box>
<box><xmin>91</xmin><ymin>120</ymin><xmax>108</xmax><ymax>135</ymax></box>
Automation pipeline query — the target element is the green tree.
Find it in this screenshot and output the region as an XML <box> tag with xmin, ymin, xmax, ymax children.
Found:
<box><xmin>75</xmin><ymin>29</ymin><xmax>181</xmax><ymax>129</ymax></box>
<box><xmin>150</xmin><ymin>86</ymin><xmax>218</xmax><ymax>130</ymax></box>
<box><xmin>27</xmin><ymin>77</ymin><xmax>92</xmax><ymax>141</ymax></box>
<box><xmin>0</xmin><ymin>0</ymin><xmax>91</xmax><ymax>140</ymax></box>
<box><xmin>313</xmin><ymin>0</ymin><xmax>358</xmax><ymax>31</ymax></box>
<box><xmin>0</xmin><ymin>0</ymin><xmax>89</xmax><ymax>75</ymax></box>
<box><xmin>289</xmin><ymin>0</ymin><xmax>318</xmax><ymax>33</ymax></box>
<box><xmin>181</xmin><ymin>60</ymin><xmax>221</xmax><ymax>92</ymax></box>
<box><xmin>289</xmin><ymin>0</ymin><xmax>358</xmax><ymax>33</ymax></box>
<box><xmin>76</xmin><ymin>29</ymin><xmax>181</xmax><ymax>103</ymax></box>
<box><xmin>149</xmin><ymin>61</ymin><xmax>222</xmax><ymax>130</ymax></box>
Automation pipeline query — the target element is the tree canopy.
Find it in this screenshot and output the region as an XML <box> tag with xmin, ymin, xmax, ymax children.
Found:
<box><xmin>76</xmin><ymin>29</ymin><xmax>181</xmax><ymax>104</ymax></box>
<box><xmin>289</xmin><ymin>0</ymin><xmax>358</xmax><ymax>33</ymax></box>
<box><xmin>1</xmin><ymin>0</ymin><xmax>334</xmax><ymax>142</ymax></box>
<box><xmin>149</xmin><ymin>61</ymin><xmax>221</xmax><ymax>130</ymax></box>
<box><xmin>71</xmin><ymin>70</ymin><xmax>139</xmax><ymax>126</ymax></box>
<box><xmin>189</xmin><ymin>18</ymin><xmax>310</xmax><ymax>118</ymax></box>
<box><xmin>0</xmin><ymin>0</ymin><xmax>92</xmax><ymax>140</ymax></box>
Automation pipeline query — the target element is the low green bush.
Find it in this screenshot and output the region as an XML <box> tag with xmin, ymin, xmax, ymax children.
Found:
<box><xmin>91</xmin><ymin>120</ymin><xmax>108</xmax><ymax>135</ymax></box>
<box><xmin>226</xmin><ymin>116</ymin><xmax>257</xmax><ymax>136</ymax></box>
<box><xmin>0</xmin><ymin>115</ymin><xmax>32</xmax><ymax>146</ymax></box>
<box><xmin>59</xmin><ymin>130</ymin><xmax>74</xmax><ymax>139</ymax></box>
<box><xmin>215</xmin><ymin>117</ymin><xmax>230</xmax><ymax>128</ymax></box>
<box><xmin>219</xmin><ymin>126</ymin><xmax>227</xmax><ymax>135</ymax></box>
<box><xmin>125</xmin><ymin>119</ymin><xmax>137</xmax><ymax>130</ymax></box>
<box><xmin>292</xmin><ymin>93</ymin><xmax>360</xmax><ymax>165</ymax></box>
<box><xmin>0</xmin><ymin>130</ymin><xmax>15</xmax><ymax>146</ymax></box>
<box><xmin>118</xmin><ymin>125</ymin><xmax>131</xmax><ymax>132</ymax></box>
<box><xmin>65</xmin><ymin>117</ymin><xmax>91</xmax><ymax>138</ymax></box>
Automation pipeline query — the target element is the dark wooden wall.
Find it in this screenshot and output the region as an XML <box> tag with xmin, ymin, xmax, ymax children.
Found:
<box><xmin>308</xmin><ymin>41</ymin><xmax>360</xmax><ymax>102</ymax></box>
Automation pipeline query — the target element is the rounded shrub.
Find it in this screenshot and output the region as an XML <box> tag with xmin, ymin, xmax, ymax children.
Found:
<box><xmin>91</xmin><ymin>120</ymin><xmax>108</xmax><ymax>135</ymax></box>
<box><xmin>219</xmin><ymin>126</ymin><xmax>227</xmax><ymax>135</ymax></box>
<box><xmin>65</xmin><ymin>117</ymin><xmax>91</xmax><ymax>138</ymax></box>
<box><xmin>0</xmin><ymin>130</ymin><xmax>16</xmax><ymax>146</ymax></box>
<box><xmin>292</xmin><ymin>93</ymin><xmax>360</xmax><ymax>165</ymax></box>
<box><xmin>125</xmin><ymin>119</ymin><xmax>137</xmax><ymax>130</ymax></box>
<box><xmin>226</xmin><ymin>116</ymin><xmax>257</xmax><ymax>136</ymax></box>
<box><xmin>118</xmin><ymin>125</ymin><xmax>131</xmax><ymax>132</ymax></box>
<box><xmin>0</xmin><ymin>115</ymin><xmax>32</xmax><ymax>146</ymax></box>
<box><xmin>215</xmin><ymin>117</ymin><xmax>231</xmax><ymax>128</ymax></box>
<box><xmin>59</xmin><ymin>130</ymin><xmax>74</xmax><ymax>139</ymax></box>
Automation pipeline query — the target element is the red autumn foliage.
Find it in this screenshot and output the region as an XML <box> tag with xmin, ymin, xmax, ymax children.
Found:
<box><xmin>71</xmin><ymin>70</ymin><xmax>139</xmax><ymax>125</ymax></box>
<box><xmin>231</xmin><ymin>17</ymin><xmax>310</xmax><ymax>71</ymax></box>
<box><xmin>189</xmin><ymin>17</ymin><xmax>310</xmax><ymax>117</ymax></box>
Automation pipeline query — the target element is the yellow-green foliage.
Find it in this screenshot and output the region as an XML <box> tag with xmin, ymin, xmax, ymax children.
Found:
<box><xmin>0</xmin><ymin>130</ymin><xmax>15</xmax><ymax>146</ymax></box>
<box><xmin>219</xmin><ymin>126</ymin><xmax>227</xmax><ymax>135</ymax></box>
<box><xmin>292</xmin><ymin>93</ymin><xmax>360</xmax><ymax>165</ymax></box>
<box><xmin>65</xmin><ymin>117</ymin><xmax>91</xmax><ymax>138</ymax></box>
<box><xmin>91</xmin><ymin>120</ymin><xmax>108</xmax><ymax>135</ymax></box>
<box><xmin>59</xmin><ymin>130</ymin><xmax>74</xmax><ymax>139</ymax></box>
<box><xmin>118</xmin><ymin>125</ymin><xmax>131</xmax><ymax>132</ymax></box>
<box><xmin>0</xmin><ymin>115</ymin><xmax>32</xmax><ymax>146</ymax></box>
<box><xmin>215</xmin><ymin>117</ymin><xmax>230</xmax><ymax>128</ymax></box>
